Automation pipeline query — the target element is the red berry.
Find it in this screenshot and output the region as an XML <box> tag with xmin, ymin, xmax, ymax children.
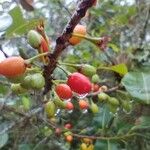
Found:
<box><xmin>55</xmin><ymin>84</ymin><xmax>72</xmax><ymax>100</ymax></box>
<box><xmin>64</xmin><ymin>123</ymin><xmax>72</xmax><ymax>129</ymax></box>
<box><xmin>67</xmin><ymin>72</ymin><xmax>92</xmax><ymax>94</ymax></box>
<box><xmin>65</xmin><ymin>102</ymin><xmax>74</xmax><ymax>110</ymax></box>
<box><xmin>79</xmin><ymin>100</ymin><xmax>89</xmax><ymax>109</ymax></box>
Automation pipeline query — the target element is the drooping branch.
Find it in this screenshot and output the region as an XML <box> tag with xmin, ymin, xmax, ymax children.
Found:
<box><xmin>43</xmin><ymin>0</ymin><xmax>96</xmax><ymax>94</ymax></box>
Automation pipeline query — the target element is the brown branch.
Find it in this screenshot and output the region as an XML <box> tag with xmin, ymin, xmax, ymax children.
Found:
<box><xmin>43</xmin><ymin>0</ymin><xmax>96</xmax><ymax>94</ymax></box>
<box><xmin>139</xmin><ymin>6</ymin><xmax>150</xmax><ymax>47</ymax></box>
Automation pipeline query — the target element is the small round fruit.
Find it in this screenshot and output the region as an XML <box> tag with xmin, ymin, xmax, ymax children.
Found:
<box><xmin>108</xmin><ymin>97</ymin><xmax>119</xmax><ymax>106</ymax></box>
<box><xmin>98</xmin><ymin>92</ymin><xmax>109</xmax><ymax>102</ymax></box>
<box><xmin>92</xmin><ymin>74</ymin><xmax>100</xmax><ymax>83</ymax></box>
<box><xmin>53</xmin><ymin>97</ymin><xmax>66</xmax><ymax>109</ymax></box>
<box><xmin>64</xmin><ymin>123</ymin><xmax>72</xmax><ymax>129</ymax></box>
<box><xmin>80</xmin><ymin>143</ymin><xmax>87</xmax><ymax>150</ymax></box>
<box><xmin>67</xmin><ymin>72</ymin><xmax>92</xmax><ymax>95</ymax></box>
<box><xmin>40</xmin><ymin>37</ymin><xmax>49</xmax><ymax>52</ymax></box>
<box><xmin>69</xmin><ymin>24</ymin><xmax>87</xmax><ymax>45</ymax></box>
<box><xmin>31</xmin><ymin>73</ymin><xmax>45</xmax><ymax>89</ymax></box>
<box><xmin>0</xmin><ymin>57</ymin><xmax>26</xmax><ymax>77</ymax></box>
<box><xmin>90</xmin><ymin>101</ymin><xmax>99</xmax><ymax>113</ymax></box>
<box><xmin>55</xmin><ymin>128</ymin><xmax>62</xmax><ymax>136</ymax></box>
<box><xmin>27</xmin><ymin>30</ymin><xmax>42</xmax><ymax>49</ymax></box>
<box><xmin>21</xmin><ymin>75</ymin><xmax>32</xmax><ymax>89</ymax></box>
<box><xmin>79</xmin><ymin>100</ymin><xmax>89</xmax><ymax>109</ymax></box>
<box><xmin>65</xmin><ymin>101</ymin><xmax>74</xmax><ymax>110</ymax></box>
<box><xmin>55</xmin><ymin>84</ymin><xmax>72</xmax><ymax>100</ymax></box>
<box><xmin>80</xmin><ymin>64</ymin><xmax>96</xmax><ymax>77</ymax></box>
<box><xmin>108</xmin><ymin>103</ymin><xmax>118</xmax><ymax>114</ymax></box>
<box><xmin>122</xmin><ymin>101</ymin><xmax>132</xmax><ymax>112</ymax></box>
<box><xmin>65</xmin><ymin>135</ymin><xmax>73</xmax><ymax>142</ymax></box>
<box><xmin>11</xmin><ymin>83</ymin><xmax>27</xmax><ymax>94</ymax></box>
<box><xmin>100</xmin><ymin>85</ymin><xmax>108</xmax><ymax>92</ymax></box>
<box><xmin>45</xmin><ymin>101</ymin><xmax>56</xmax><ymax>118</ymax></box>
<box><xmin>92</xmin><ymin>84</ymin><xmax>100</xmax><ymax>92</ymax></box>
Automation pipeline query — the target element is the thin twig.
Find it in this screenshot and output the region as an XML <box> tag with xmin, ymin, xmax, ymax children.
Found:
<box><xmin>87</xmin><ymin>85</ymin><xmax>120</xmax><ymax>97</ymax></box>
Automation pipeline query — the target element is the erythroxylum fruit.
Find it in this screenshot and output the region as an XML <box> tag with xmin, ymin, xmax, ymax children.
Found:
<box><xmin>55</xmin><ymin>84</ymin><xmax>72</xmax><ymax>100</ymax></box>
<box><xmin>67</xmin><ymin>72</ymin><xmax>92</xmax><ymax>95</ymax></box>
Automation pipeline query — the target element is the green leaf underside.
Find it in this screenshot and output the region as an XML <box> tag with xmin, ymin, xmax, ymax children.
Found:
<box><xmin>121</xmin><ymin>72</ymin><xmax>150</xmax><ymax>104</ymax></box>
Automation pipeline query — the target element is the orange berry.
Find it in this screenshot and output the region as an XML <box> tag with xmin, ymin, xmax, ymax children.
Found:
<box><xmin>66</xmin><ymin>135</ymin><xmax>73</xmax><ymax>142</ymax></box>
<box><xmin>69</xmin><ymin>24</ymin><xmax>87</xmax><ymax>45</ymax></box>
<box><xmin>40</xmin><ymin>37</ymin><xmax>49</xmax><ymax>52</ymax></box>
<box><xmin>79</xmin><ymin>100</ymin><xmax>89</xmax><ymax>110</ymax></box>
<box><xmin>0</xmin><ymin>57</ymin><xmax>26</xmax><ymax>77</ymax></box>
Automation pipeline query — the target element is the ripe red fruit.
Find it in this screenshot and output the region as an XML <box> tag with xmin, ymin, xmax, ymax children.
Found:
<box><xmin>55</xmin><ymin>84</ymin><xmax>72</xmax><ymax>100</ymax></box>
<box><xmin>79</xmin><ymin>100</ymin><xmax>89</xmax><ymax>109</ymax></box>
<box><xmin>66</xmin><ymin>135</ymin><xmax>73</xmax><ymax>142</ymax></box>
<box><xmin>69</xmin><ymin>24</ymin><xmax>87</xmax><ymax>45</ymax></box>
<box><xmin>67</xmin><ymin>72</ymin><xmax>92</xmax><ymax>95</ymax></box>
<box><xmin>64</xmin><ymin>123</ymin><xmax>72</xmax><ymax>129</ymax></box>
<box><xmin>65</xmin><ymin>102</ymin><xmax>74</xmax><ymax>110</ymax></box>
<box><xmin>0</xmin><ymin>57</ymin><xmax>26</xmax><ymax>77</ymax></box>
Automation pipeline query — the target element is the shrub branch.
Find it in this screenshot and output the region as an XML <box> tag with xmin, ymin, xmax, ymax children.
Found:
<box><xmin>43</xmin><ymin>0</ymin><xmax>96</xmax><ymax>94</ymax></box>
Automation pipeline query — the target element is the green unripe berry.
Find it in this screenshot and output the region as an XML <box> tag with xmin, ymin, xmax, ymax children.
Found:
<box><xmin>80</xmin><ymin>64</ymin><xmax>96</xmax><ymax>77</ymax></box>
<box><xmin>11</xmin><ymin>83</ymin><xmax>27</xmax><ymax>94</ymax></box>
<box><xmin>90</xmin><ymin>101</ymin><xmax>99</xmax><ymax>113</ymax></box>
<box><xmin>92</xmin><ymin>74</ymin><xmax>100</xmax><ymax>83</ymax></box>
<box><xmin>53</xmin><ymin>97</ymin><xmax>66</xmax><ymax>109</ymax></box>
<box><xmin>108</xmin><ymin>97</ymin><xmax>119</xmax><ymax>106</ymax></box>
<box><xmin>45</xmin><ymin>101</ymin><xmax>56</xmax><ymax>118</ymax></box>
<box><xmin>98</xmin><ymin>92</ymin><xmax>109</xmax><ymax>102</ymax></box>
<box><xmin>108</xmin><ymin>103</ymin><xmax>118</xmax><ymax>114</ymax></box>
<box><xmin>21</xmin><ymin>75</ymin><xmax>32</xmax><ymax>89</ymax></box>
<box><xmin>30</xmin><ymin>73</ymin><xmax>45</xmax><ymax>89</ymax></box>
<box><xmin>27</xmin><ymin>30</ymin><xmax>42</xmax><ymax>49</ymax></box>
<box><xmin>122</xmin><ymin>101</ymin><xmax>132</xmax><ymax>112</ymax></box>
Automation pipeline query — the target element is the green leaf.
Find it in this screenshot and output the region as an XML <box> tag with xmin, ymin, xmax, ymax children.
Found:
<box><xmin>6</xmin><ymin>6</ymin><xmax>41</xmax><ymax>38</ymax></box>
<box><xmin>6</xmin><ymin>6</ymin><xmax>26</xmax><ymax>37</ymax></box>
<box><xmin>94</xmin><ymin>140</ymin><xmax>120</xmax><ymax>150</ymax></box>
<box><xmin>121</xmin><ymin>72</ymin><xmax>150</xmax><ymax>104</ymax></box>
<box><xmin>92</xmin><ymin>105</ymin><xmax>113</xmax><ymax>129</ymax></box>
<box><xmin>99</xmin><ymin>64</ymin><xmax>128</xmax><ymax>75</ymax></box>
<box><xmin>0</xmin><ymin>133</ymin><xmax>8</xmax><ymax>148</ymax></box>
